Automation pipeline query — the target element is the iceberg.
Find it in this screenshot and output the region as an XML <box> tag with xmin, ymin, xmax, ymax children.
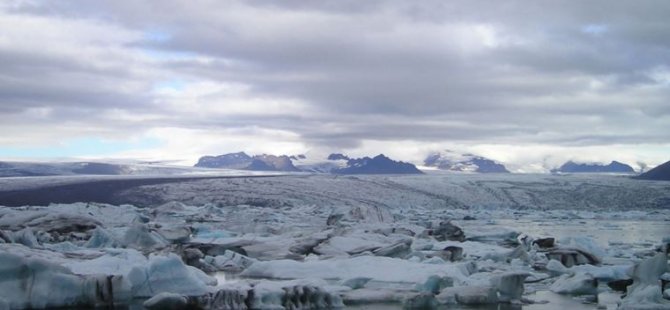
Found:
<box><xmin>0</xmin><ymin>251</ymin><xmax>129</xmax><ymax>309</ymax></box>
<box><xmin>241</xmin><ymin>255</ymin><xmax>473</xmax><ymax>285</ymax></box>
<box><xmin>619</xmin><ymin>253</ymin><xmax>670</xmax><ymax>309</ymax></box>
<box><xmin>128</xmin><ymin>253</ymin><xmax>215</xmax><ymax>298</ymax></box>
<box><xmin>550</xmin><ymin>273</ymin><xmax>598</xmax><ymax>296</ymax></box>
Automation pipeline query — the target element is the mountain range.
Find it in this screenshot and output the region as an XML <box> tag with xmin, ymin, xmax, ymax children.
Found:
<box><xmin>195</xmin><ymin>152</ymin><xmax>423</xmax><ymax>174</ymax></box>
<box><xmin>0</xmin><ymin>152</ymin><xmax>655</xmax><ymax>178</ymax></box>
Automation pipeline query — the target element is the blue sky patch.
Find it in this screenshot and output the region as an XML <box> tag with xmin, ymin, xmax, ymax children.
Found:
<box><xmin>0</xmin><ymin>137</ymin><xmax>162</xmax><ymax>159</ymax></box>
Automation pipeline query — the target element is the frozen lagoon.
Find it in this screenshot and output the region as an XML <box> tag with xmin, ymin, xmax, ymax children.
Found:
<box><xmin>0</xmin><ymin>173</ymin><xmax>668</xmax><ymax>309</ymax></box>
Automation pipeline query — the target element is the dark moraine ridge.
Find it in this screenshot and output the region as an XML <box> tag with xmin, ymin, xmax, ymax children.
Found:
<box><xmin>0</xmin><ymin>175</ymin><xmax>282</xmax><ymax>207</ymax></box>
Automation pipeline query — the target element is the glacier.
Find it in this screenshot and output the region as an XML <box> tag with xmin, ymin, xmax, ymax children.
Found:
<box><xmin>0</xmin><ymin>173</ymin><xmax>668</xmax><ymax>309</ymax></box>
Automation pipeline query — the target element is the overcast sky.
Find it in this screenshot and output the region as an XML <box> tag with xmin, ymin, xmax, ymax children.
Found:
<box><xmin>0</xmin><ymin>0</ymin><xmax>669</xmax><ymax>171</ymax></box>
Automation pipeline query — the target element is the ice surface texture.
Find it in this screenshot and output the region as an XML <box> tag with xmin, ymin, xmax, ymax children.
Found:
<box><xmin>0</xmin><ymin>174</ymin><xmax>669</xmax><ymax>309</ymax></box>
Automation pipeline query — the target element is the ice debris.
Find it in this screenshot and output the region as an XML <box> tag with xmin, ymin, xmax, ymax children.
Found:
<box><xmin>550</xmin><ymin>273</ymin><xmax>598</xmax><ymax>296</ymax></box>
<box><xmin>491</xmin><ymin>272</ymin><xmax>530</xmax><ymax>302</ymax></box>
<box><xmin>204</xmin><ymin>250</ymin><xmax>256</xmax><ymax>272</ymax></box>
<box><xmin>143</xmin><ymin>292</ymin><xmax>189</xmax><ymax>310</ymax></box>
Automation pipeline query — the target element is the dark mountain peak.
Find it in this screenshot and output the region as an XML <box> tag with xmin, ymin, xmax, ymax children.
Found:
<box><xmin>637</xmin><ymin>160</ymin><xmax>670</xmax><ymax>181</ymax></box>
<box><xmin>552</xmin><ymin>160</ymin><xmax>635</xmax><ymax>174</ymax></box>
<box><xmin>195</xmin><ymin>152</ymin><xmax>252</xmax><ymax>169</ymax></box>
<box><xmin>333</xmin><ymin>154</ymin><xmax>423</xmax><ymax>175</ymax></box>
<box><xmin>252</xmin><ymin>154</ymin><xmax>299</xmax><ymax>172</ymax></box>
<box><xmin>373</xmin><ymin>154</ymin><xmax>389</xmax><ymax>160</ymax></box>
<box><xmin>194</xmin><ymin>152</ymin><xmax>298</xmax><ymax>171</ymax></box>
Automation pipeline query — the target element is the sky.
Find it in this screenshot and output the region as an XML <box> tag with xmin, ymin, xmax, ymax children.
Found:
<box><xmin>0</xmin><ymin>0</ymin><xmax>669</xmax><ymax>172</ymax></box>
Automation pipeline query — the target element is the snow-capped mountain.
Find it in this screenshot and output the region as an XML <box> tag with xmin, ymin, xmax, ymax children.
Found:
<box><xmin>424</xmin><ymin>150</ymin><xmax>509</xmax><ymax>173</ymax></box>
<box><xmin>290</xmin><ymin>153</ymin><xmax>348</xmax><ymax>173</ymax></box>
<box><xmin>333</xmin><ymin>154</ymin><xmax>423</xmax><ymax>174</ymax></box>
<box><xmin>551</xmin><ymin>161</ymin><xmax>635</xmax><ymax>174</ymax></box>
<box><xmin>636</xmin><ymin>160</ymin><xmax>670</xmax><ymax>180</ymax></box>
<box><xmin>194</xmin><ymin>152</ymin><xmax>299</xmax><ymax>172</ymax></box>
<box><xmin>292</xmin><ymin>152</ymin><xmax>410</xmax><ymax>174</ymax></box>
<box><xmin>286</xmin><ymin>153</ymin><xmax>423</xmax><ymax>174</ymax></box>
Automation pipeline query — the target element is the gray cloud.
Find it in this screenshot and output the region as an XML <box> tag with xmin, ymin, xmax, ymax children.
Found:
<box><xmin>1</xmin><ymin>0</ymin><xmax>669</xmax><ymax>165</ymax></box>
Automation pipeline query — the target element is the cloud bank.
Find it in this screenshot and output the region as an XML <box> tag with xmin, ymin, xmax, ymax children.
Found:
<box><xmin>1</xmin><ymin>0</ymin><xmax>669</xmax><ymax>170</ymax></box>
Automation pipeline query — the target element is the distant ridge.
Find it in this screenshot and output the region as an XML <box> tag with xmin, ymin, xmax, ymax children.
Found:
<box><xmin>551</xmin><ymin>161</ymin><xmax>634</xmax><ymax>174</ymax></box>
<box><xmin>0</xmin><ymin>161</ymin><xmax>130</xmax><ymax>177</ymax></box>
<box><xmin>636</xmin><ymin>160</ymin><xmax>670</xmax><ymax>181</ymax></box>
